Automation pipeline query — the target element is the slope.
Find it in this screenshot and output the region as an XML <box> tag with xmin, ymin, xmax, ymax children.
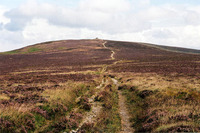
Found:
<box><xmin>1</xmin><ymin>39</ymin><xmax>200</xmax><ymax>132</ymax></box>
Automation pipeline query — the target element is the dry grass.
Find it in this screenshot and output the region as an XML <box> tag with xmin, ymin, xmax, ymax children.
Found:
<box><xmin>50</xmin><ymin>70</ymin><xmax>98</xmax><ymax>75</ymax></box>
<box><xmin>113</xmin><ymin>60</ymin><xmax>137</xmax><ymax>65</ymax></box>
<box><xmin>42</xmin><ymin>88</ymin><xmax>75</xmax><ymax>104</ymax></box>
<box><xmin>118</xmin><ymin>72</ymin><xmax>200</xmax><ymax>91</ymax></box>
<box><xmin>117</xmin><ymin>72</ymin><xmax>200</xmax><ymax>132</ymax></box>
<box><xmin>0</xmin><ymin>79</ymin><xmax>96</xmax><ymax>132</ymax></box>
<box><xmin>12</xmin><ymin>69</ymin><xmax>54</xmax><ymax>74</ymax></box>
<box><xmin>0</xmin><ymin>104</ymin><xmax>33</xmax><ymax>120</ymax></box>
<box><xmin>1</xmin><ymin>39</ymin><xmax>200</xmax><ymax>132</ymax></box>
<box><xmin>0</xmin><ymin>94</ymin><xmax>10</xmax><ymax>100</ymax></box>
<box><xmin>153</xmin><ymin>122</ymin><xmax>196</xmax><ymax>132</ymax></box>
<box><xmin>41</xmin><ymin>81</ymin><xmax>85</xmax><ymax>104</ymax></box>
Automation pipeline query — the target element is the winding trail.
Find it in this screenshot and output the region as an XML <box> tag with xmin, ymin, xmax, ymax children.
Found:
<box><xmin>102</xmin><ymin>40</ymin><xmax>134</xmax><ymax>132</ymax></box>
<box><xmin>102</xmin><ymin>41</ymin><xmax>115</xmax><ymax>60</ymax></box>
<box><xmin>102</xmin><ymin>41</ymin><xmax>107</xmax><ymax>49</ymax></box>
<box><xmin>72</xmin><ymin>40</ymin><xmax>134</xmax><ymax>133</ymax></box>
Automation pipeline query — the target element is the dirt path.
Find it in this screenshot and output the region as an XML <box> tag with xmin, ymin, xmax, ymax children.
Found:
<box><xmin>102</xmin><ymin>41</ymin><xmax>107</xmax><ymax>48</ymax></box>
<box><xmin>112</xmin><ymin>78</ymin><xmax>134</xmax><ymax>133</ymax></box>
<box><xmin>102</xmin><ymin>40</ymin><xmax>134</xmax><ymax>132</ymax></box>
<box><xmin>111</xmin><ymin>51</ymin><xmax>115</xmax><ymax>60</ymax></box>
<box><xmin>69</xmin><ymin>40</ymin><xmax>133</xmax><ymax>133</ymax></box>
<box><xmin>102</xmin><ymin>41</ymin><xmax>115</xmax><ymax>60</ymax></box>
<box><xmin>71</xmin><ymin>40</ymin><xmax>134</xmax><ymax>133</ymax></box>
<box><xmin>118</xmin><ymin>91</ymin><xmax>134</xmax><ymax>133</ymax></box>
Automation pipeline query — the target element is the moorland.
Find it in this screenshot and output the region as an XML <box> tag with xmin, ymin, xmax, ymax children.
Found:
<box><xmin>0</xmin><ymin>39</ymin><xmax>200</xmax><ymax>132</ymax></box>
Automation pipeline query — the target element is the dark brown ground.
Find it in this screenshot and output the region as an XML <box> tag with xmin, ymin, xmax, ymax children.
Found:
<box><xmin>1</xmin><ymin>39</ymin><xmax>200</xmax><ymax>76</ymax></box>
<box><xmin>106</xmin><ymin>40</ymin><xmax>200</xmax><ymax>74</ymax></box>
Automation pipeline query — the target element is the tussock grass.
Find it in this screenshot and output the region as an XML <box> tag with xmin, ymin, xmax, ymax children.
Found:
<box><xmin>0</xmin><ymin>104</ymin><xmax>33</xmax><ymax>119</ymax></box>
<box><xmin>118</xmin><ymin>72</ymin><xmax>200</xmax><ymax>132</ymax></box>
<box><xmin>119</xmin><ymin>73</ymin><xmax>200</xmax><ymax>92</ymax></box>
<box><xmin>0</xmin><ymin>80</ymin><xmax>95</xmax><ymax>132</ymax></box>
<box><xmin>154</xmin><ymin>122</ymin><xmax>196</xmax><ymax>132</ymax></box>
<box><xmin>0</xmin><ymin>104</ymin><xmax>35</xmax><ymax>132</ymax></box>
<box><xmin>42</xmin><ymin>88</ymin><xmax>75</xmax><ymax>104</ymax></box>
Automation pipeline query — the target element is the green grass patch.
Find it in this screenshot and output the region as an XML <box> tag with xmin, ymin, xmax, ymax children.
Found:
<box><xmin>58</xmin><ymin>47</ymin><xmax>66</xmax><ymax>50</ymax></box>
<box><xmin>27</xmin><ymin>47</ymin><xmax>42</xmax><ymax>53</ymax></box>
<box><xmin>1</xmin><ymin>47</ymin><xmax>42</xmax><ymax>55</ymax></box>
<box><xmin>34</xmin><ymin>114</ymin><xmax>46</xmax><ymax>129</ymax></box>
<box><xmin>1</xmin><ymin>50</ymin><xmax>20</xmax><ymax>55</ymax></box>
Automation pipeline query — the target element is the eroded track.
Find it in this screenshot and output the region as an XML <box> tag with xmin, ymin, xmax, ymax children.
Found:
<box><xmin>103</xmin><ymin>41</ymin><xmax>134</xmax><ymax>132</ymax></box>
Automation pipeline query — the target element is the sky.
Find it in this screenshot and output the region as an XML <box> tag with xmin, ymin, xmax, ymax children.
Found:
<box><xmin>0</xmin><ymin>0</ymin><xmax>200</xmax><ymax>52</ymax></box>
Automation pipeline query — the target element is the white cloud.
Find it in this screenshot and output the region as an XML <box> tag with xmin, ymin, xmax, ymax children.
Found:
<box><xmin>3</xmin><ymin>0</ymin><xmax>151</xmax><ymax>33</ymax></box>
<box><xmin>0</xmin><ymin>29</ymin><xmax>24</xmax><ymax>52</ymax></box>
<box><xmin>79</xmin><ymin>0</ymin><xmax>131</xmax><ymax>13</ymax></box>
<box><xmin>184</xmin><ymin>10</ymin><xmax>200</xmax><ymax>25</ymax></box>
<box><xmin>0</xmin><ymin>0</ymin><xmax>200</xmax><ymax>52</ymax></box>
<box><xmin>0</xmin><ymin>6</ymin><xmax>9</xmax><ymax>24</ymax></box>
<box><xmin>23</xmin><ymin>19</ymin><xmax>81</xmax><ymax>44</ymax></box>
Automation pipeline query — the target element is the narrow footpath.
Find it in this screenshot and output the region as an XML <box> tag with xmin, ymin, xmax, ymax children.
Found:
<box><xmin>118</xmin><ymin>90</ymin><xmax>134</xmax><ymax>133</ymax></box>
<box><xmin>71</xmin><ymin>40</ymin><xmax>134</xmax><ymax>133</ymax></box>
<box><xmin>102</xmin><ymin>41</ymin><xmax>115</xmax><ymax>60</ymax></box>
<box><xmin>103</xmin><ymin>41</ymin><xmax>134</xmax><ymax>133</ymax></box>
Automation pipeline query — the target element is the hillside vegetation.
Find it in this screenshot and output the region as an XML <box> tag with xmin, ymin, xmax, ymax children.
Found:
<box><xmin>0</xmin><ymin>39</ymin><xmax>200</xmax><ymax>132</ymax></box>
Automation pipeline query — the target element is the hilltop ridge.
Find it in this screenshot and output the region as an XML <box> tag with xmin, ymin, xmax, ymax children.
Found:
<box><xmin>1</xmin><ymin>39</ymin><xmax>200</xmax><ymax>55</ymax></box>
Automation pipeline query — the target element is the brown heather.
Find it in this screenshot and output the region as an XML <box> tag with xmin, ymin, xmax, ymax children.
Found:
<box><xmin>0</xmin><ymin>39</ymin><xmax>200</xmax><ymax>132</ymax></box>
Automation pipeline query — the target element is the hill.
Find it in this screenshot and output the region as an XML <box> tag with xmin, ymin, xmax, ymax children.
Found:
<box><xmin>0</xmin><ymin>39</ymin><xmax>200</xmax><ymax>132</ymax></box>
<box><xmin>143</xmin><ymin>43</ymin><xmax>200</xmax><ymax>54</ymax></box>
